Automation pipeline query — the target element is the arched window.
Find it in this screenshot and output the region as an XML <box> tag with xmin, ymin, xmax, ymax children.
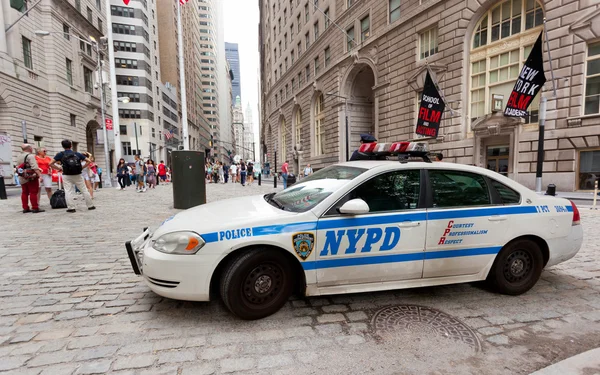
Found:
<box><xmin>280</xmin><ymin>117</ymin><xmax>287</xmax><ymax>161</ymax></box>
<box><xmin>295</xmin><ymin>109</ymin><xmax>302</xmax><ymax>147</ymax></box>
<box><xmin>469</xmin><ymin>0</ymin><xmax>544</xmax><ymax>126</ymax></box>
<box><xmin>314</xmin><ymin>94</ymin><xmax>325</xmax><ymax>156</ymax></box>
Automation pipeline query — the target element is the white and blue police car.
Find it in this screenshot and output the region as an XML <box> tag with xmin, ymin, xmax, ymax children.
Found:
<box><xmin>126</xmin><ymin>142</ymin><xmax>583</xmax><ymax>320</ymax></box>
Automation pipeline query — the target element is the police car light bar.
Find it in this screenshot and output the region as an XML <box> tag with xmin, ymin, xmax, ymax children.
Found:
<box><xmin>356</xmin><ymin>141</ymin><xmax>432</xmax><ymax>162</ymax></box>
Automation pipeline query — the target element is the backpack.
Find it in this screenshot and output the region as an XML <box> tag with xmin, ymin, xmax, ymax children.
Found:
<box><xmin>62</xmin><ymin>152</ymin><xmax>83</xmax><ymax>175</ymax></box>
<box><xmin>17</xmin><ymin>154</ymin><xmax>37</xmax><ymax>180</ymax></box>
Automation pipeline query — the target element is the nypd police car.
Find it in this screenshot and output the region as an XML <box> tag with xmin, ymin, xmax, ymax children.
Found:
<box><xmin>126</xmin><ymin>142</ymin><xmax>583</xmax><ymax>320</ymax></box>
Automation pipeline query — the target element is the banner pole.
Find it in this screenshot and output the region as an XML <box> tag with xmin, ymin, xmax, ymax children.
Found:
<box><xmin>543</xmin><ymin>18</ymin><xmax>557</xmax><ymax>98</ymax></box>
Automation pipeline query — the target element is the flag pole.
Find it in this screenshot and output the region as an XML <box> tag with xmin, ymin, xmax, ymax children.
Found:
<box><xmin>177</xmin><ymin>1</ymin><xmax>189</xmax><ymax>150</ymax></box>
<box><xmin>106</xmin><ymin>0</ymin><xmax>122</xmax><ymax>164</ymax></box>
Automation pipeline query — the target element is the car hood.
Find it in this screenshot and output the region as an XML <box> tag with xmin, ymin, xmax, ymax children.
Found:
<box><xmin>153</xmin><ymin>194</ymin><xmax>303</xmax><ymax>238</ymax></box>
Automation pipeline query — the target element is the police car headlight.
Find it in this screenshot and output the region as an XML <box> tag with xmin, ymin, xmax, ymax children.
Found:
<box><xmin>153</xmin><ymin>231</ymin><xmax>205</xmax><ymax>255</ymax></box>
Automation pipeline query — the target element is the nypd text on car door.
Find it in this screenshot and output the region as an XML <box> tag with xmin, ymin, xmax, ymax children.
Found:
<box><xmin>314</xmin><ymin>169</ymin><xmax>427</xmax><ymax>286</ymax></box>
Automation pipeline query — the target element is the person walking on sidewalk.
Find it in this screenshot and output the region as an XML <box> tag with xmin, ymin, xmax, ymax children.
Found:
<box><xmin>240</xmin><ymin>161</ymin><xmax>247</xmax><ymax>186</ymax></box>
<box><xmin>134</xmin><ymin>155</ymin><xmax>146</xmax><ymax>192</ymax></box>
<box><xmin>116</xmin><ymin>158</ymin><xmax>129</xmax><ymax>190</ymax></box>
<box><xmin>157</xmin><ymin>160</ymin><xmax>167</xmax><ymax>184</ymax></box>
<box><xmin>303</xmin><ymin>163</ymin><xmax>313</xmax><ymax>178</ymax></box>
<box><xmin>230</xmin><ymin>163</ymin><xmax>237</xmax><ymax>184</ymax></box>
<box><xmin>146</xmin><ymin>159</ymin><xmax>157</xmax><ymax>189</ymax></box>
<box><xmin>223</xmin><ymin>163</ymin><xmax>229</xmax><ymax>183</ymax></box>
<box><xmin>247</xmin><ymin>162</ymin><xmax>254</xmax><ymax>186</ymax></box>
<box><xmin>49</xmin><ymin>140</ymin><xmax>95</xmax><ymax>213</ymax></box>
<box><xmin>35</xmin><ymin>148</ymin><xmax>53</xmax><ymax>201</ymax></box>
<box><xmin>18</xmin><ymin>144</ymin><xmax>43</xmax><ymax>213</ymax></box>
<box><xmin>281</xmin><ymin>160</ymin><xmax>289</xmax><ymax>189</ymax></box>
<box><xmin>218</xmin><ymin>162</ymin><xmax>225</xmax><ymax>184</ymax></box>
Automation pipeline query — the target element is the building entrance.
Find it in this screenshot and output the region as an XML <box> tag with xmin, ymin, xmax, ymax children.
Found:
<box><xmin>486</xmin><ymin>146</ymin><xmax>510</xmax><ymax>176</ymax></box>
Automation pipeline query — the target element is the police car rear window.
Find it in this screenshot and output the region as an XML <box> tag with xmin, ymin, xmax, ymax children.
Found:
<box><xmin>491</xmin><ymin>179</ymin><xmax>521</xmax><ymax>204</ymax></box>
<box><xmin>300</xmin><ymin>165</ymin><xmax>367</xmax><ymax>183</ymax></box>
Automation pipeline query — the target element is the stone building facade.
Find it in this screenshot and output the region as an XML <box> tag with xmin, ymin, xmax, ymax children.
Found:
<box><xmin>0</xmin><ymin>0</ymin><xmax>110</xmax><ymax>182</ymax></box>
<box><xmin>259</xmin><ymin>0</ymin><xmax>600</xmax><ymax>191</ymax></box>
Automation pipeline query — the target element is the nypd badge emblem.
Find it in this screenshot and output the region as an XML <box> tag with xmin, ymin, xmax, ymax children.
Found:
<box><xmin>292</xmin><ymin>233</ymin><xmax>315</xmax><ymax>260</ymax></box>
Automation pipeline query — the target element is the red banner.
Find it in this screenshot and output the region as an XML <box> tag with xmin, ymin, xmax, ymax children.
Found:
<box><xmin>105</xmin><ymin>118</ymin><xmax>113</xmax><ymax>130</ymax></box>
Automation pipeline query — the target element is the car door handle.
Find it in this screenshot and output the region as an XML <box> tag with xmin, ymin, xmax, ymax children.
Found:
<box><xmin>398</xmin><ymin>221</ymin><xmax>421</xmax><ymax>228</ymax></box>
<box><xmin>488</xmin><ymin>215</ymin><xmax>508</xmax><ymax>222</ymax></box>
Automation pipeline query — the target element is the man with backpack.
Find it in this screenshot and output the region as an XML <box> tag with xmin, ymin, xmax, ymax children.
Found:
<box><xmin>18</xmin><ymin>144</ymin><xmax>43</xmax><ymax>213</ymax></box>
<box><xmin>49</xmin><ymin>140</ymin><xmax>95</xmax><ymax>213</ymax></box>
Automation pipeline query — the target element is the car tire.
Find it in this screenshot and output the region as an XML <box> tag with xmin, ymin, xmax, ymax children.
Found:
<box><xmin>487</xmin><ymin>239</ymin><xmax>544</xmax><ymax>295</ymax></box>
<box><xmin>220</xmin><ymin>248</ymin><xmax>294</xmax><ymax>320</ymax></box>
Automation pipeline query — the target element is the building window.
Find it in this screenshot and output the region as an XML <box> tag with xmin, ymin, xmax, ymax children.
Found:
<box><xmin>70</xmin><ymin>114</ymin><xmax>76</xmax><ymax>127</ymax></box>
<box><xmin>75</xmin><ymin>0</ymin><xmax>80</xmax><ymax>11</ymax></box>
<box><xmin>297</xmin><ymin>14</ymin><xmax>301</xmax><ymax>32</ymax></box>
<box><xmin>98</xmin><ymin>18</ymin><xmax>102</xmax><ymax>31</ymax></box>
<box><xmin>305</xmin><ymin>64</ymin><xmax>310</xmax><ymax>81</ymax></box>
<box><xmin>66</xmin><ymin>58</ymin><xmax>73</xmax><ymax>86</ymax></box>
<box><xmin>305</xmin><ymin>32</ymin><xmax>310</xmax><ymax>49</ymax></box>
<box><xmin>360</xmin><ymin>15</ymin><xmax>370</xmax><ymax>42</ymax></box>
<box><xmin>419</xmin><ymin>27</ymin><xmax>438</xmax><ymax>59</ymax></box>
<box><xmin>84</xmin><ymin>67</ymin><xmax>93</xmax><ymax>93</ymax></box>
<box><xmin>291</xmin><ymin>78</ymin><xmax>295</xmax><ymax>91</ymax></box>
<box><xmin>280</xmin><ymin>118</ymin><xmax>287</xmax><ymax>162</ymax></box>
<box><xmin>284</xmin><ymin>33</ymin><xmax>288</xmax><ymax>49</ymax></box>
<box><xmin>298</xmin><ymin>41</ymin><xmax>302</xmax><ymax>56</ymax></box>
<box><xmin>389</xmin><ymin>0</ymin><xmax>401</xmax><ymax>23</ymax></box>
<box><xmin>324</xmin><ymin>46</ymin><xmax>331</xmax><ymax>67</ymax></box>
<box><xmin>95</xmin><ymin>0</ymin><xmax>101</xmax><ymax>9</ymax></box>
<box><xmin>324</xmin><ymin>8</ymin><xmax>330</xmax><ymax>29</ymax></box>
<box><xmin>346</xmin><ymin>26</ymin><xmax>355</xmax><ymax>51</ymax></box>
<box><xmin>22</xmin><ymin>37</ymin><xmax>32</xmax><ymax>69</ymax></box>
<box><xmin>152</xmin><ymin>127</ymin><xmax>156</xmax><ymax>138</ymax></box>
<box><xmin>579</xmin><ymin>150</ymin><xmax>600</xmax><ymax>190</ymax></box>
<box><xmin>469</xmin><ymin>0</ymin><xmax>544</xmax><ymax>127</ymax></box>
<box><xmin>473</xmin><ymin>0</ymin><xmax>543</xmax><ymax>49</ymax></box>
<box><xmin>314</xmin><ymin>93</ymin><xmax>324</xmax><ymax>156</ymax></box>
<box><xmin>584</xmin><ymin>41</ymin><xmax>600</xmax><ymax>115</ymax></box>
<box><xmin>314</xmin><ymin>21</ymin><xmax>319</xmax><ymax>40</ymax></box>
<box><xmin>295</xmin><ymin>109</ymin><xmax>302</xmax><ymax>146</ymax></box>
<box><xmin>304</xmin><ymin>3</ymin><xmax>309</xmax><ymax>22</ymax></box>
<box><xmin>87</xmin><ymin>6</ymin><xmax>93</xmax><ymax>22</ymax></box>
<box><xmin>347</xmin><ymin>0</ymin><xmax>354</xmax><ymax>8</ymax></box>
<box><xmin>123</xmin><ymin>141</ymin><xmax>132</xmax><ymax>156</ymax></box>
<box><xmin>298</xmin><ymin>72</ymin><xmax>302</xmax><ymax>86</ymax></box>
<box><xmin>63</xmin><ymin>24</ymin><xmax>70</xmax><ymax>40</ymax></box>
<box><xmin>314</xmin><ymin>56</ymin><xmax>320</xmax><ymax>76</ymax></box>
<box><xmin>120</xmin><ymin>125</ymin><xmax>127</xmax><ymax>135</ymax></box>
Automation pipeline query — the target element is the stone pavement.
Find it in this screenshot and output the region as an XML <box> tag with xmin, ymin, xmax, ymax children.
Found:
<box><xmin>1</xmin><ymin>182</ymin><xmax>600</xmax><ymax>374</ymax></box>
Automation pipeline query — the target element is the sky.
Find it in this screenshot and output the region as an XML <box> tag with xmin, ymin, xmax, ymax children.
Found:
<box><xmin>223</xmin><ymin>0</ymin><xmax>260</xmax><ymax>158</ymax></box>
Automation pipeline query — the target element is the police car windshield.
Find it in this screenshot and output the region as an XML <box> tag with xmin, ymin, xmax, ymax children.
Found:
<box><xmin>272</xmin><ymin>166</ymin><xmax>366</xmax><ymax>212</ymax></box>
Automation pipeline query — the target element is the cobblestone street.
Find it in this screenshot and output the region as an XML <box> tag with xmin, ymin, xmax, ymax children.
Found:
<box><xmin>1</xmin><ymin>182</ymin><xmax>600</xmax><ymax>374</ymax></box>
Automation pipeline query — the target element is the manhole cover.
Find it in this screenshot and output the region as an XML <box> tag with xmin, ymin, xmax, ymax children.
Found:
<box><xmin>371</xmin><ymin>305</ymin><xmax>481</xmax><ymax>352</ymax></box>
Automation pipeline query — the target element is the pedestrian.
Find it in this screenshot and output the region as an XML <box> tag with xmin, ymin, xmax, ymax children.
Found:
<box><xmin>433</xmin><ymin>153</ymin><xmax>444</xmax><ymax>162</ymax></box>
<box><xmin>81</xmin><ymin>153</ymin><xmax>95</xmax><ymax>199</ymax></box>
<box><xmin>17</xmin><ymin>144</ymin><xmax>44</xmax><ymax>213</ymax></box>
<box><xmin>49</xmin><ymin>139</ymin><xmax>95</xmax><ymax>213</ymax></box>
<box><xmin>281</xmin><ymin>160</ymin><xmax>289</xmax><ymax>189</ymax></box>
<box><xmin>218</xmin><ymin>162</ymin><xmax>225</xmax><ymax>183</ymax></box>
<box><xmin>213</xmin><ymin>161</ymin><xmax>219</xmax><ymax>184</ymax></box>
<box><xmin>35</xmin><ymin>147</ymin><xmax>53</xmax><ymax>201</ymax></box>
<box><xmin>116</xmin><ymin>158</ymin><xmax>128</xmax><ymax>190</ymax></box>
<box><xmin>90</xmin><ymin>156</ymin><xmax>100</xmax><ymax>191</ymax></box>
<box><xmin>158</xmin><ymin>160</ymin><xmax>167</xmax><ymax>184</ymax></box>
<box><xmin>303</xmin><ymin>163</ymin><xmax>313</xmax><ymax>178</ymax></box>
<box><xmin>127</xmin><ymin>164</ymin><xmax>134</xmax><ymax>186</ymax></box>
<box><xmin>240</xmin><ymin>160</ymin><xmax>247</xmax><ymax>186</ymax></box>
<box><xmin>223</xmin><ymin>163</ymin><xmax>229</xmax><ymax>183</ymax></box>
<box><xmin>146</xmin><ymin>159</ymin><xmax>156</xmax><ymax>189</ymax></box>
<box><xmin>134</xmin><ymin>155</ymin><xmax>146</xmax><ymax>192</ymax></box>
<box><xmin>230</xmin><ymin>162</ymin><xmax>237</xmax><ymax>184</ymax></box>
<box><xmin>349</xmin><ymin>134</ymin><xmax>377</xmax><ymax>161</ymax></box>
<box><xmin>247</xmin><ymin>162</ymin><xmax>254</xmax><ymax>186</ymax></box>
<box><xmin>13</xmin><ymin>165</ymin><xmax>21</xmax><ymax>187</ymax></box>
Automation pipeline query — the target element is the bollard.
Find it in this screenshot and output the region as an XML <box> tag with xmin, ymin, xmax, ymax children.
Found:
<box><xmin>258</xmin><ymin>172</ymin><xmax>261</xmax><ymax>186</ymax></box>
<box><xmin>545</xmin><ymin>184</ymin><xmax>556</xmax><ymax>196</ymax></box>
<box><xmin>0</xmin><ymin>178</ymin><xmax>7</xmax><ymax>200</ymax></box>
<box><xmin>593</xmin><ymin>181</ymin><xmax>598</xmax><ymax>210</ymax></box>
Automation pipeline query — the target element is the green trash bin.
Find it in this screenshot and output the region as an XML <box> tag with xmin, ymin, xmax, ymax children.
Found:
<box><xmin>172</xmin><ymin>151</ymin><xmax>206</xmax><ymax>209</ymax></box>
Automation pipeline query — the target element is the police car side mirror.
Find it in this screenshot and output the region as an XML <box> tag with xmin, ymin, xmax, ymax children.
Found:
<box><xmin>338</xmin><ymin>199</ymin><xmax>370</xmax><ymax>215</ymax></box>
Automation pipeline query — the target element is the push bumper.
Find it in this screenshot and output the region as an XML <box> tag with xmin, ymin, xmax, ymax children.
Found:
<box><xmin>125</xmin><ymin>227</ymin><xmax>150</xmax><ymax>275</ymax></box>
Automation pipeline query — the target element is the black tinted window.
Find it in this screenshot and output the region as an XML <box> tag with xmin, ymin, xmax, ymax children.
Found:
<box><xmin>491</xmin><ymin>180</ymin><xmax>521</xmax><ymax>204</ymax></box>
<box><xmin>430</xmin><ymin>170</ymin><xmax>490</xmax><ymax>208</ymax></box>
<box><xmin>350</xmin><ymin>170</ymin><xmax>421</xmax><ymax>213</ymax></box>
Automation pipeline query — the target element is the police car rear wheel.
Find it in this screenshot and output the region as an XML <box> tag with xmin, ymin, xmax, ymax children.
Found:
<box><xmin>488</xmin><ymin>239</ymin><xmax>543</xmax><ymax>295</ymax></box>
<box><xmin>220</xmin><ymin>248</ymin><xmax>293</xmax><ymax>320</ymax></box>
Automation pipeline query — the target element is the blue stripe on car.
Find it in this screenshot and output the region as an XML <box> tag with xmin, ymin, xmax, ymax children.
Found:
<box><xmin>301</xmin><ymin>246</ymin><xmax>502</xmax><ymax>270</ymax></box>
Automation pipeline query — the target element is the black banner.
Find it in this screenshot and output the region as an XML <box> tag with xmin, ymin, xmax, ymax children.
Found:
<box><xmin>416</xmin><ymin>71</ymin><xmax>445</xmax><ymax>138</ymax></box>
<box><xmin>504</xmin><ymin>32</ymin><xmax>546</xmax><ymax>117</ymax></box>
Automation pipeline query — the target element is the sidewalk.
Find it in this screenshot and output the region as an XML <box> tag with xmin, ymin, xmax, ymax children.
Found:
<box><xmin>530</xmin><ymin>348</ymin><xmax>600</xmax><ymax>375</ymax></box>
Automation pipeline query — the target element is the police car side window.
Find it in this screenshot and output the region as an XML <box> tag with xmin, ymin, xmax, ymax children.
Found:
<box><xmin>345</xmin><ymin>170</ymin><xmax>421</xmax><ymax>213</ymax></box>
<box><xmin>429</xmin><ymin>170</ymin><xmax>490</xmax><ymax>208</ymax></box>
<box><xmin>490</xmin><ymin>180</ymin><xmax>521</xmax><ymax>204</ymax></box>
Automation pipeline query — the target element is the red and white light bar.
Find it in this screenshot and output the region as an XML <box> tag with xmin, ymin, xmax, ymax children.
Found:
<box><xmin>358</xmin><ymin>141</ymin><xmax>429</xmax><ymax>155</ymax></box>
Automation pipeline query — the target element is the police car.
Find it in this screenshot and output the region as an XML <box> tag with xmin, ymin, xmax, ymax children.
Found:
<box><xmin>126</xmin><ymin>142</ymin><xmax>583</xmax><ymax>320</ymax></box>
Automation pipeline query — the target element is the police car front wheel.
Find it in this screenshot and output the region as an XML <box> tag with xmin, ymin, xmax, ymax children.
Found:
<box><xmin>488</xmin><ymin>239</ymin><xmax>544</xmax><ymax>295</ymax></box>
<box><xmin>220</xmin><ymin>248</ymin><xmax>294</xmax><ymax>320</ymax></box>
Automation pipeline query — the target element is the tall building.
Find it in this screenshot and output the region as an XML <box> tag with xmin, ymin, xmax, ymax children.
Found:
<box><xmin>244</xmin><ymin>103</ymin><xmax>255</xmax><ymax>161</ymax></box>
<box><xmin>157</xmin><ymin>0</ymin><xmax>211</xmax><ymax>152</ymax></box>
<box><xmin>225</xmin><ymin>42</ymin><xmax>242</xmax><ymax>103</ymax></box>
<box><xmin>110</xmin><ymin>0</ymin><xmax>167</xmax><ymax>163</ymax></box>
<box><xmin>233</xmin><ymin>96</ymin><xmax>245</xmax><ymax>158</ymax></box>
<box><xmin>160</xmin><ymin>81</ymin><xmax>180</xmax><ymax>162</ymax></box>
<box><xmin>0</xmin><ymin>0</ymin><xmax>111</xmax><ymax>181</ymax></box>
<box><xmin>216</xmin><ymin>0</ymin><xmax>233</xmax><ymax>163</ymax></box>
<box><xmin>259</xmin><ymin>0</ymin><xmax>600</xmax><ymax>192</ymax></box>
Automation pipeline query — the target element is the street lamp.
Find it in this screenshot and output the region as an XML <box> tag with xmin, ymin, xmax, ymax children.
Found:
<box><xmin>118</xmin><ymin>97</ymin><xmax>130</xmax><ymax>104</ymax></box>
<box><xmin>326</xmin><ymin>92</ymin><xmax>350</xmax><ymax>161</ymax></box>
<box><xmin>35</xmin><ymin>30</ymin><xmax>112</xmax><ymax>187</ymax></box>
